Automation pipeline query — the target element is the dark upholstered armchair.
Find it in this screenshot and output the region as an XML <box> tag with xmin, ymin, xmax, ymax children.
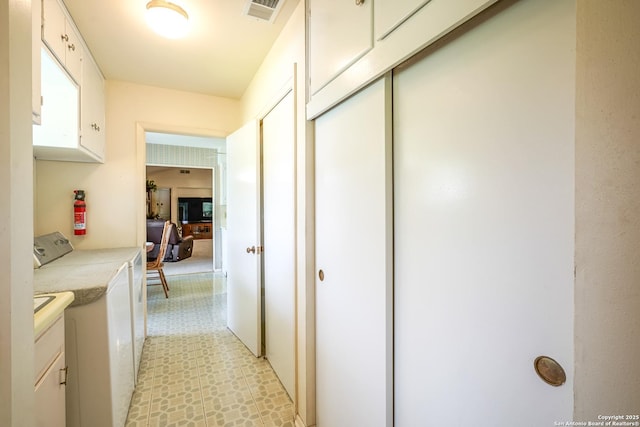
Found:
<box><xmin>146</xmin><ymin>219</ymin><xmax>194</xmax><ymax>262</ymax></box>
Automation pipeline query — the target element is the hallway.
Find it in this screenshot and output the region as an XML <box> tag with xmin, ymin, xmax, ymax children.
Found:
<box><xmin>125</xmin><ymin>272</ymin><xmax>294</xmax><ymax>426</ymax></box>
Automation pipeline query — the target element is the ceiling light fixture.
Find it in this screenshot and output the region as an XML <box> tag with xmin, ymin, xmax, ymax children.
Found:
<box><xmin>145</xmin><ymin>0</ymin><xmax>189</xmax><ymax>39</ymax></box>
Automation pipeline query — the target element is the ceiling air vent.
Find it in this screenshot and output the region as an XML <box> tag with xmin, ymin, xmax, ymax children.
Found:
<box><xmin>243</xmin><ymin>0</ymin><xmax>284</xmax><ymax>23</ymax></box>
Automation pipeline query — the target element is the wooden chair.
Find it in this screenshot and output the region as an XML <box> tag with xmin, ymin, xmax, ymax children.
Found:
<box><xmin>146</xmin><ymin>220</ymin><xmax>171</xmax><ymax>298</ymax></box>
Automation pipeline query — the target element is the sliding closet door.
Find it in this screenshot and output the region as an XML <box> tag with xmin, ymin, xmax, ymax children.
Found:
<box><xmin>315</xmin><ymin>77</ymin><xmax>393</xmax><ymax>427</ymax></box>
<box><xmin>394</xmin><ymin>0</ymin><xmax>575</xmax><ymax>425</ymax></box>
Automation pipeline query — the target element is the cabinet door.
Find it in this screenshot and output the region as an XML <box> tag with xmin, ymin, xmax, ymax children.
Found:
<box><xmin>42</xmin><ymin>0</ymin><xmax>67</xmax><ymax>65</ymax></box>
<box><xmin>63</xmin><ymin>25</ymin><xmax>83</xmax><ymax>82</ymax></box>
<box><xmin>42</xmin><ymin>0</ymin><xmax>82</xmax><ymax>81</ymax></box>
<box><xmin>308</xmin><ymin>0</ymin><xmax>373</xmax><ymax>94</ymax></box>
<box><xmin>33</xmin><ymin>47</ymin><xmax>80</xmax><ymax>151</ymax></box>
<box><xmin>35</xmin><ymin>353</ymin><xmax>66</xmax><ymax>427</ymax></box>
<box><xmin>80</xmin><ymin>53</ymin><xmax>105</xmax><ymax>160</ymax></box>
<box><xmin>375</xmin><ymin>0</ymin><xmax>431</xmax><ymax>40</ymax></box>
<box><xmin>315</xmin><ymin>77</ymin><xmax>392</xmax><ymax>427</ymax></box>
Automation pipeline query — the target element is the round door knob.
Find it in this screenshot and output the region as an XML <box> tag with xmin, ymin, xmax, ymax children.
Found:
<box><xmin>318</xmin><ymin>269</ymin><xmax>325</xmax><ymax>281</ymax></box>
<box><xmin>534</xmin><ymin>356</ymin><xmax>566</xmax><ymax>387</ymax></box>
<box><xmin>246</xmin><ymin>246</ymin><xmax>256</xmax><ymax>254</ymax></box>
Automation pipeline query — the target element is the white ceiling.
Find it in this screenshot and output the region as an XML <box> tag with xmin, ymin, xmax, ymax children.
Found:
<box><xmin>63</xmin><ymin>0</ymin><xmax>300</xmax><ymax>99</ymax></box>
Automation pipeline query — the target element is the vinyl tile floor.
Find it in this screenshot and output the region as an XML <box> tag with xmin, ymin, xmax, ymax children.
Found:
<box><xmin>126</xmin><ymin>272</ymin><xmax>295</xmax><ymax>427</ymax></box>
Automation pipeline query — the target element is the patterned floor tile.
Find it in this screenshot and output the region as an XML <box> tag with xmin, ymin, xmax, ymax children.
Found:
<box><xmin>125</xmin><ymin>272</ymin><xmax>294</xmax><ymax>427</ymax></box>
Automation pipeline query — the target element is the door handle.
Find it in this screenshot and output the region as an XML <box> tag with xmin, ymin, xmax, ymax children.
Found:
<box><xmin>246</xmin><ymin>246</ymin><xmax>256</xmax><ymax>254</ymax></box>
<box><xmin>59</xmin><ymin>366</ymin><xmax>68</xmax><ymax>385</ymax></box>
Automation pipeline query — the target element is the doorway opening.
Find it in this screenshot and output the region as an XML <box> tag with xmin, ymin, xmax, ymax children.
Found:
<box><xmin>145</xmin><ymin>131</ymin><xmax>226</xmax><ymax>274</ymax></box>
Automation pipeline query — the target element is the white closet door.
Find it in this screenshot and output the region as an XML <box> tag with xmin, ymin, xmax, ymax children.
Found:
<box><xmin>226</xmin><ymin>120</ymin><xmax>262</xmax><ymax>357</ymax></box>
<box><xmin>315</xmin><ymin>77</ymin><xmax>393</xmax><ymax>427</ymax></box>
<box><xmin>262</xmin><ymin>90</ymin><xmax>296</xmax><ymax>398</ymax></box>
<box><xmin>394</xmin><ymin>0</ymin><xmax>575</xmax><ymax>425</ymax></box>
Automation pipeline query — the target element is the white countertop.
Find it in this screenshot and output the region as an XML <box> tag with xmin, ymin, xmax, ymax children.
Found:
<box><xmin>34</xmin><ymin>291</ymin><xmax>75</xmax><ymax>337</ymax></box>
<box><xmin>33</xmin><ymin>247</ymin><xmax>141</xmax><ymax>306</ymax></box>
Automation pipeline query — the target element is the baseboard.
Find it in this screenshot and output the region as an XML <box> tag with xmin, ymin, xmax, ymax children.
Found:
<box><xmin>295</xmin><ymin>415</ymin><xmax>313</xmax><ymax>427</ymax></box>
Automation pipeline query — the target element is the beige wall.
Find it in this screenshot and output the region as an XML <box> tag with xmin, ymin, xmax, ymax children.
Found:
<box><xmin>241</xmin><ymin>0</ymin><xmax>304</xmax><ymax>122</ymax></box>
<box><xmin>240</xmin><ymin>3</ymin><xmax>316</xmax><ymax>425</ymax></box>
<box><xmin>35</xmin><ymin>82</ymin><xmax>241</xmax><ymax>250</ymax></box>
<box><xmin>0</xmin><ymin>0</ymin><xmax>36</xmax><ymax>425</ymax></box>
<box><xmin>575</xmin><ymin>0</ymin><xmax>640</xmax><ymax>417</ymax></box>
<box><xmin>147</xmin><ymin>167</ymin><xmax>213</xmax><ymax>192</ymax></box>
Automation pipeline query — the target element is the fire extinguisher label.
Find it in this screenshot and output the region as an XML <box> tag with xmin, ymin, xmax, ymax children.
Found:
<box><xmin>74</xmin><ymin>212</ymin><xmax>86</xmax><ymax>230</ymax></box>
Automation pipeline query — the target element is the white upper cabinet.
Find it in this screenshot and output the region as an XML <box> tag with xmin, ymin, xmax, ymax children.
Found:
<box><xmin>34</xmin><ymin>47</ymin><xmax>104</xmax><ymax>163</ymax></box>
<box><xmin>374</xmin><ymin>0</ymin><xmax>431</xmax><ymax>41</ymax></box>
<box><xmin>307</xmin><ymin>0</ymin><xmax>501</xmax><ymax>118</ymax></box>
<box><xmin>35</xmin><ymin>0</ymin><xmax>105</xmax><ymax>163</ymax></box>
<box><xmin>42</xmin><ymin>0</ymin><xmax>83</xmax><ymax>82</ymax></box>
<box><xmin>80</xmin><ymin>54</ymin><xmax>106</xmax><ymax>161</ymax></box>
<box><xmin>308</xmin><ymin>0</ymin><xmax>373</xmax><ymax>95</ymax></box>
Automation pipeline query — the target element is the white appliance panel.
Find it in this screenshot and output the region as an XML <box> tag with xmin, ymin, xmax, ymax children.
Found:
<box><xmin>60</xmin><ymin>249</ymin><xmax>139</xmax><ymax>427</ymax></box>
<box><xmin>106</xmin><ymin>265</ymin><xmax>135</xmax><ymax>427</ymax></box>
<box><xmin>128</xmin><ymin>250</ymin><xmax>145</xmax><ymax>383</ymax></box>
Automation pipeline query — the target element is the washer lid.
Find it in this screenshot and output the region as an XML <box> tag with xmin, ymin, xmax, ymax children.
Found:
<box><xmin>34</xmin><ymin>232</ymin><xmax>74</xmax><ymax>267</ymax></box>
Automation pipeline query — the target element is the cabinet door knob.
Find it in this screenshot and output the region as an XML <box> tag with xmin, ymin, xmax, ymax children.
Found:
<box><xmin>68</xmin><ymin>43</ymin><xmax>76</xmax><ymax>51</ymax></box>
<box><xmin>355</xmin><ymin>0</ymin><xmax>364</xmax><ymax>5</ymax></box>
<box><xmin>61</xmin><ymin>33</ymin><xmax>69</xmax><ymax>42</ymax></box>
<box><xmin>246</xmin><ymin>246</ymin><xmax>256</xmax><ymax>254</ymax></box>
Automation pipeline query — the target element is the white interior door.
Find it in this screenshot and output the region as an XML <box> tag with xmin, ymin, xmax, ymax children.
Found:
<box><xmin>262</xmin><ymin>90</ymin><xmax>296</xmax><ymax>399</ymax></box>
<box><xmin>226</xmin><ymin>120</ymin><xmax>262</xmax><ymax>357</ymax></box>
<box><xmin>393</xmin><ymin>0</ymin><xmax>575</xmax><ymax>425</ymax></box>
<box><xmin>315</xmin><ymin>77</ymin><xmax>393</xmax><ymax>427</ymax></box>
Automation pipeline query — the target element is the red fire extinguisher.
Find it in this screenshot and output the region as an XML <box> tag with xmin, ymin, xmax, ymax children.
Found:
<box><xmin>73</xmin><ymin>190</ymin><xmax>86</xmax><ymax>235</ymax></box>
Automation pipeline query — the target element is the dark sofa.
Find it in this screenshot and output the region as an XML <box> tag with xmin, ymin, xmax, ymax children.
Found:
<box><xmin>146</xmin><ymin>219</ymin><xmax>194</xmax><ymax>262</ymax></box>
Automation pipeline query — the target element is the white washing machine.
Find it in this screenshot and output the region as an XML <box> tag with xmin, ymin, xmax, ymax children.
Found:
<box><xmin>128</xmin><ymin>250</ymin><xmax>145</xmax><ymax>384</ymax></box>
<box><xmin>64</xmin><ymin>261</ymin><xmax>134</xmax><ymax>427</ymax></box>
